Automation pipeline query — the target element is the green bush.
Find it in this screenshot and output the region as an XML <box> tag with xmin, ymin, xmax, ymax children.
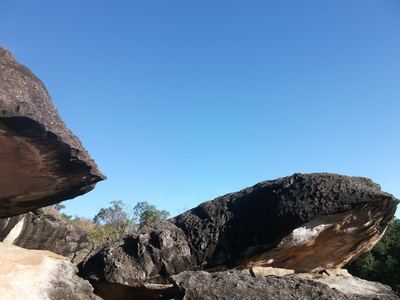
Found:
<box><xmin>345</xmin><ymin>218</ymin><xmax>400</xmax><ymax>293</ymax></box>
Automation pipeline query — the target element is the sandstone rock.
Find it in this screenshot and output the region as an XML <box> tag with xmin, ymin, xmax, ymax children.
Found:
<box><xmin>314</xmin><ymin>276</ymin><xmax>399</xmax><ymax>300</ymax></box>
<box><xmin>170</xmin><ymin>271</ymin><xmax>400</xmax><ymax>300</ymax></box>
<box><xmin>0</xmin><ymin>206</ymin><xmax>91</xmax><ymax>257</ymax></box>
<box><xmin>250</xmin><ymin>266</ymin><xmax>295</xmax><ymax>277</ymax></box>
<box><xmin>296</xmin><ymin>268</ymin><xmax>351</xmax><ymax>280</ymax></box>
<box><xmin>79</xmin><ymin>221</ymin><xmax>196</xmax><ymax>287</ymax></box>
<box><xmin>171</xmin><ymin>173</ymin><xmax>398</xmax><ymax>272</ymax></box>
<box><xmin>0</xmin><ymin>242</ymin><xmax>102</xmax><ymax>300</ymax></box>
<box><xmin>78</xmin><ymin>173</ymin><xmax>398</xmax><ymax>299</ymax></box>
<box><xmin>0</xmin><ymin>45</ymin><xmax>105</xmax><ymax>218</ymax></box>
<box><xmin>170</xmin><ymin>270</ymin><xmax>350</xmax><ymax>300</ymax></box>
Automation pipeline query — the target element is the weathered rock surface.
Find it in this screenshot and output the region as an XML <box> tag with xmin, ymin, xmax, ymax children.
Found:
<box><xmin>0</xmin><ymin>206</ymin><xmax>91</xmax><ymax>257</ymax></box>
<box><xmin>172</xmin><ymin>173</ymin><xmax>398</xmax><ymax>272</ymax></box>
<box><xmin>80</xmin><ymin>221</ymin><xmax>196</xmax><ymax>288</ymax></box>
<box><xmin>170</xmin><ymin>271</ymin><xmax>347</xmax><ymax>300</ymax></box>
<box><xmin>315</xmin><ymin>276</ymin><xmax>399</xmax><ymax>300</ymax></box>
<box><xmin>0</xmin><ymin>242</ymin><xmax>102</xmax><ymax>300</ymax></box>
<box><xmin>92</xmin><ymin>269</ymin><xmax>400</xmax><ymax>300</ymax></box>
<box><xmin>0</xmin><ymin>45</ymin><xmax>105</xmax><ymax>218</ymax></box>
<box><xmin>296</xmin><ymin>271</ymin><xmax>399</xmax><ymax>299</ymax></box>
<box><xmin>78</xmin><ymin>173</ymin><xmax>399</xmax><ymax>299</ymax></box>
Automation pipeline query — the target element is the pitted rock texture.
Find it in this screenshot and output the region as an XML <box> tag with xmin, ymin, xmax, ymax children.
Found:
<box><xmin>171</xmin><ymin>271</ymin><xmax>346</xmax><ymax>300</ymax></box>
<box><xmin>78</xmin><ymin>173</ymin><xmax>398</xmax><ymax>300</ymax></box>
<box><xmin>80</xmin><ymin>221</ymin><xmax>195</xmax><ymax>286</ymax></box>
<box><xmin>171</xmin><ymin>270</ymin><xmax>400</xmax><ymax>300</ymax></box>
<box><xmin>0</xmin><ymin>45</ymin><xmax>105</xmax><ymax>218</ymax></box>
<box><xmin>171</xmin><ymin>173</ymin><xmax>398</xmax><ymax>272</ymax></box>
<box><xmin>0</xmin><ymin>243</ymin><xmax>102</xmax><ymax>300</ymax></box>
<box><xmin>296</xmin><ymin>271</ymin><xmax>399</xmax><ymax>300</ymax></box>
<box><xmin>316</xmin><ymin>276</ymin><xmax>399</xmax><ymax>300</ymax></box>
<box><xmin>0</xmin><ymin>206</ymin><xmax>91</xmax><ymax>257</ymax></box>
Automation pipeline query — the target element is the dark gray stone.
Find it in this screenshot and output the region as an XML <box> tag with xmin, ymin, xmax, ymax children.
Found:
<box><xmin>0</xmin><ymin>45</ymin><xmax>105</xmax><ymax>218</ymax></box>
<box><xmin>78</xmin><ymin>173</ymin><xmax>398</xmax><ymax>300</ymax></box>
<box><xmin>0</xmin><ymin>206</ymin><xmax>91</xmax><ymax>257</ymax></box>
<box><xmin>170</xmin><ymin>271</ymin><xmax>400</xmax><ymax>300</ymax></box>
<box><xmin>79</xmin><ymin>221</ymin><xmax>195</xmax><ymax>286</ymax></box>
<box><xmin>171</xmin><ymin>271</ymin><xmax>350</xmax><ymax>300</ymax></box>
<box><xmin>171</xmin><ymin>173</ymin><xmax>398</xmax><ymax>271</ymax></box>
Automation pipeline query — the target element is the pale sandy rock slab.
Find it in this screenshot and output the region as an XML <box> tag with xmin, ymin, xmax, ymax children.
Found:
<box><xmin>0</xmin><ymin>45</ymin><xmax>105</xmax><ymax>218</ymax></box>
<box><xmin>0</xmin><ymin>242</ymin><xmax>102</xmax><ymax>300</ymax></box>
<box><xmin>250</xmin><ymin>266</ymin><xmax>295</xmax><ymax>277</ymax></box>
<box><xmin>315</xmin><ymin>276</ymin><xmax>399</xmax><ymax>300</ymax></box>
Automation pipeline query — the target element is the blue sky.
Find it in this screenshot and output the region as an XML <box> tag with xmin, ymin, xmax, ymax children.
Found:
<box><xmin>1</xmin><ymin>1</ymin><xmax>399</xmax><ymax>219</ymax></box>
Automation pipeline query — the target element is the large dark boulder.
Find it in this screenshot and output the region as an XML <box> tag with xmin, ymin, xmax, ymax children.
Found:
<box><xmin>78</xmin><ymin>173</ymin><xmax>399</xmax><ymax>300</ymax></box>
<box><xmin>170</xmin><ymin>173</ymin><xmax>398</xmax><ymax>272</ymax></box>
<box><xmin>0</xmin><ymin>45</ymin><xmax>105</xmax><ymax>218</ymax></box>
<box><xmin>80</xmin><ymin>221</ymin><xmax>195</xmax><ymax>288</ymax></box>
<box><xmin>0</xmin><ymin>206</ymin><xmax>90</xmax><ymax>258</ymax></box>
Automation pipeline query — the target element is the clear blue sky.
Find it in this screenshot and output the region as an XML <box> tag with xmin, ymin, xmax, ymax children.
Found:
<box><xmin>1</xmin><ymin>1</ymin><xmax>399</xmax><ymax>219</ymax></box>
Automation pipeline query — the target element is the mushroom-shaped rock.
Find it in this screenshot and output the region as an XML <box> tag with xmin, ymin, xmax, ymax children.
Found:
<box><xmin>78</xmin><ymin>173</ymin><xmax>398</xmax><ymax>300</ymax></box>
<box><xmin>0</xmin><ymin>45</ymin><xmax>105</xmax><ymax>218</ymax></box>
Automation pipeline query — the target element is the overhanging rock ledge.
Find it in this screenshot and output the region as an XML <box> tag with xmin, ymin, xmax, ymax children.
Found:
<box><xmin>0</xmin><ymin>45</ymin><xmax>106</xmax><ymax>218</ymax></box>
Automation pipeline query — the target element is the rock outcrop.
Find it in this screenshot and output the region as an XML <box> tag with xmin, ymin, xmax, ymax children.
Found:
<box><xmin>315</xmin><ymin>275</ymin><xmax>398</xmax><ymax>300</ymax></box>
<box><xmin>78</xmin><ymin>173</ymin><xmax>399</xmax><ymax>300</ymax></box>
<box><xmin>0</xmin><ymin>242</ymin><xmax>102</xmax><ymax>300</ymax></box>
<box><xmin>0</xmin><ymin>45</ymin><xmax>105</xmax><ymax>218</ymax></box>
<box><xmin>296</xmin><ymin>271</ymin><xmax>399</xmax><ymax>300</ymax></box>
<box><xmin>170</xmin><ymin>270</ymin><xmax>399</xmax><ymax>300</ymax></box>
<box><xmin>0</xmin><ymin>206</ymin><xmax>90</xmax><ymax>257</ymax></box>
<box><xmin>85</xmin><ymin>268</ymin><xmax>400</xmax><ymax>300</ymax></box>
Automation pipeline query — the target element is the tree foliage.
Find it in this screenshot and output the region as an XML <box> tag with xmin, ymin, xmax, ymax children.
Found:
<box><xmin>92</xmin><ymin>200</ymin><xmax>136</xmax><ymax>242</ymax></box>
<box><xmin>54</xmin><ymin>204</ymin><xmax>66</xmax><ymax>211</ymax></box>
<box><xmin>345</xmin><ymin>218</ymin><xmax>400</xmax><ymax>293</ymax></box>
<box><xmin>134</xmin><ymin>201</ymin><xmax>170</xmax><ymax>229</ymax></box>
<box><xmin>56</xmin><ymin>200</ymin><xmax>170</xmax><ymax>246</ymax></box>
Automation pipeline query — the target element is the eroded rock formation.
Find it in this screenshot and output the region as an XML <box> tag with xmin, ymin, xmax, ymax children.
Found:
<box><xmin>78</xmin><ymin>173</ymin><xmax>399</xmax><ymax>300</ymax></box>
<box><xmin>0</xmin><ymin>45</ymin><xmax>105</xmax><ymax>218</ymax></box>
<box><xmin>0</xmin><ymin>206</ymin><xmax>90</xmax><ymax>257</ymax></box>
<box><xmin>296</xmin><ymin>271</ymin><xmax>399</xmax><ymax>300</ymax></box>
<box><xmin>0</xmin><ymin>243</ymin><xmax>102</xmax><ymax>300</ymax></box>
<box><xmin>173</xmin><ymin>271</ymin><xmax>348</xmax><ymax>300</ymax></box>
<box><xmin>170</xmin><ymin>270</ymin><xmax>399</xmax><ymax>300</ymax></box>
<box><xmin>1</xmin><ymin>45</ymin><xmax>398</xmax><ymax>300</ymax></box>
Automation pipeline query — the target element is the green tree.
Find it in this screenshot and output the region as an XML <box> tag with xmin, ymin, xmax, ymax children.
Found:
<box><xmin>53</xmin><ymin>203</ymin><xmax>66</xmax><ymax>211</ymax></box>
<box><xmin>93</xmin><ymin>200</ymin><xmax>136</xmax><ymax>242</ymax></box>
<box><xmin>133</xmin><ymin>201</ymin><xmax>170</xmax><ymax>229</ymax></box>
<box><xmin>345</xmin><ymin>218</ymin><xmax>400</xmax><ymax>293</ymax></box>
<box><xmin>54</xmin><ymin>200</ymin><xmax>170</xmax><ymax>246</ymax></box>
<box><xmin>53</xmin><ymin>203</ymin><xmax>78</xmax><ymax>223</ymax></box>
